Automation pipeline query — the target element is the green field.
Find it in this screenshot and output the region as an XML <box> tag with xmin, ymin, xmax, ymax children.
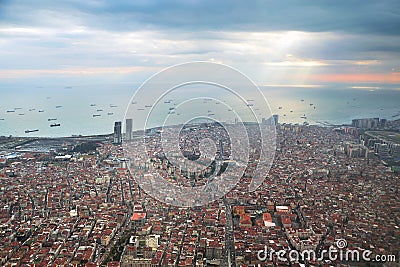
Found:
<box><xmin>366</xmin><ymin>131</ymin><xmax>400</xmax><ymax>144</ymax></box>
<box><xmin>392</xmin><ymin>166</ymin><xmax>400</xmax><ymax>173</ymax></box>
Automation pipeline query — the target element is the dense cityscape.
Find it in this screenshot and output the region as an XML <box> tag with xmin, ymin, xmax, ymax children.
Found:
<box><xmin>0</xmin><ymin>116</ymin><xmax>399</xmax><ymax>267</ymax></box>
<box><xmin>2</xmin><ymin>0</ymin><xmax>400</xmax><ymax>266</ymax></box>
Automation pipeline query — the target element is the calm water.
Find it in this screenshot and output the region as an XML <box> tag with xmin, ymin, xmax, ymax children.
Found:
<box><xmin>0</xmin><ymin>83</ymin><xmax>399</xmax><ymax>137</ymax></box>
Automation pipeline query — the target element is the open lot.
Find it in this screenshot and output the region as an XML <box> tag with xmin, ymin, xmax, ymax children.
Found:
<box><xmin>366</xmin><ymin>130</ymin><xmax>400</xmax><ymax>144</ymax></box>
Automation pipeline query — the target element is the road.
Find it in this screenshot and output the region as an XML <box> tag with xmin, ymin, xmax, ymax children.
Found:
<box><xmin>223</xmin><ymin>197</ymin><xmax>236</xmax><ymax>267</ymax></box>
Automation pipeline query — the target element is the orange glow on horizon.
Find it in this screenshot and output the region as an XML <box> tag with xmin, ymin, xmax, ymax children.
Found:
<box><xmin>0</xmin><ymin>66</ymin><xmax>157</xmax><ymax>79</ymax></box>
<box><xmin>312</xmin><ymin>72</ymin><xmax>400</xmax><ymax>84</ymax></box>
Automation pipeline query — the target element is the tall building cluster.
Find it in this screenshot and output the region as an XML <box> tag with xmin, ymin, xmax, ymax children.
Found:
<box><xmin>351</xmin><ymin>118</ymin><xmax>386</xmax><ymax>129</ymax></box>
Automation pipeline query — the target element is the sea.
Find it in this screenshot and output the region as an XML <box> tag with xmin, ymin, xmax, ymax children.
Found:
<box><xmin>1</xmin><ymin>83</ymin><xmax>399</xmax><ymax>137</ymax></box>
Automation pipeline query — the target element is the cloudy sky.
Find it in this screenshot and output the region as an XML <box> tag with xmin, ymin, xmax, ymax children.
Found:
<box><xmin>1</xmin><ymin>0</ymin><xmax>400</xmax><ymax>88</ymax></box>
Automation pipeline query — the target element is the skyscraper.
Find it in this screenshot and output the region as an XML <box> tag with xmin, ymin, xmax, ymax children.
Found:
<box><xmin>126</xmin><ymin>118</ymin><xmax>133</xmax><ymax>141</ymax></box>
<box><xmin>114</xmin><ymin>121</ymin><xmax>122</xmax><ymax>144</ymax></box>
<box><xmin>273</xmin><ymin>114</ymin><xmax>279</xmax><ymax>125</ymax></box>
<box><xmin>262</xmin><ymin>117</ymin><xmax>274</xmax><ymax>126</ymax></box>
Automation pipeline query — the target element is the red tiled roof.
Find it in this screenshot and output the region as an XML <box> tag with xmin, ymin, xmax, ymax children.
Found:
<box><xmin>263</xmin><ymin>212</ymin><xmax>272</xmax><ymax>222</ymax></box>
<box><xmin>282</xmin><ymin>217</ymin><xmax>291</xmax><ymax>226</ymax></box>
<box><xmin>132</xmin><ymin>212</ymin><xmax>146</xmax><ymax>221</ymax></box>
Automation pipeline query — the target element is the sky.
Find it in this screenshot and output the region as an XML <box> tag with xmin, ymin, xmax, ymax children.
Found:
<box><xmin>0</xmin><ymin>0</ymin><xmax>400</xmax><ymax>88</ymax></box>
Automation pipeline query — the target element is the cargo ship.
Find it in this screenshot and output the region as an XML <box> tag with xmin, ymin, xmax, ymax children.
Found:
<box><xmin>25</xmin><ymin>129</ymin><xmax>39</xmax><ymax>133</ymax></box>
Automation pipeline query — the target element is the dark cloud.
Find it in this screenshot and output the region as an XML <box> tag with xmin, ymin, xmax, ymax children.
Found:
<box><xmin>1</xmin><ymin>0</ymin><xmax>400</xmax><ymax>35</ymax></box>
<box><xmin>290</xmin><ymin>34</ymin><xmax>400</xmax><ymax>61</ymax></box>
<box><xmin>0</xmin><ymin>0</ymin><xmax>399</xmax><ymax>85</ymax></box>
<box><xmin>89</xmin><ymin>0</ymin><xmax>400</xmax><ymax>35</ymax></box>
